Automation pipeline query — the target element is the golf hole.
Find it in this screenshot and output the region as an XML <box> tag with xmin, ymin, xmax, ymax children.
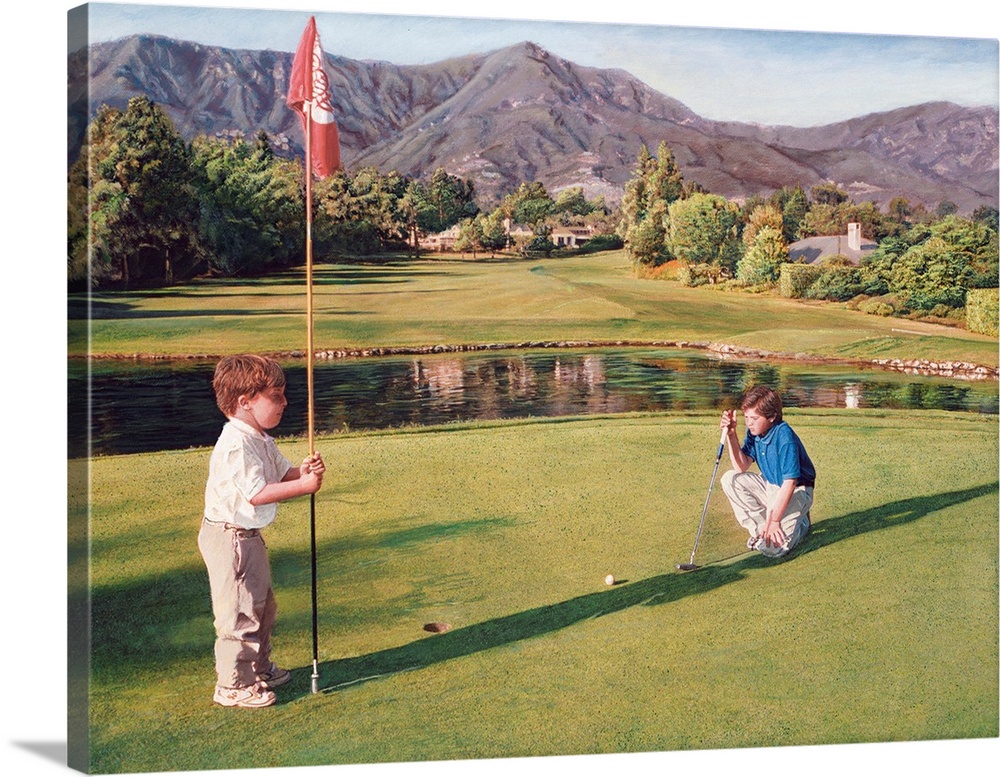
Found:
<box><xmin>423</xmin><ymin>622</ymin><xmax>451</xmax><ymax>633</ymax></box>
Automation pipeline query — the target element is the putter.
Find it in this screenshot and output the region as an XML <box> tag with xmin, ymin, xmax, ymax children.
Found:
<box><xmin>677</xmin><ymin>426</ymin><xmax>728</xmax><ymax>571</ymax></box>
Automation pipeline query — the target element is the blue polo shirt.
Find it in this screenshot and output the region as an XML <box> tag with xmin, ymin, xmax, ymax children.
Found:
<box><xmin>741</xmin><ymin>421</ymin><xmax>816</xmax><ymax>488</ymax></box>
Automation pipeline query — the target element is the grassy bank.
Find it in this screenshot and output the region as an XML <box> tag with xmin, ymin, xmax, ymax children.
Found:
<box><xmin>69</xmin><ymin>252</ymin><xmax>998</xmax><ymax>368</ymax></box>
<box><xmin>77</xmin><ymin>410</ymin><xmax>998</xmax><ymax>773</ymax></box>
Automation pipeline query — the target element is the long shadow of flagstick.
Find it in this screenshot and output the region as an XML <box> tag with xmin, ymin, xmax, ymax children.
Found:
<box><xmin>292</xmin><ymin>481</ymin><xmax>997</xmax><ymax>697</ymax></box>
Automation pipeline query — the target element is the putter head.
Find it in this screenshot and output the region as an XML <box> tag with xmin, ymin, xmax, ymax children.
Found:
<box><xmin>676</xmin><ymin>563</ymin><xmax>699</xmax><ymax>571</ymax></box>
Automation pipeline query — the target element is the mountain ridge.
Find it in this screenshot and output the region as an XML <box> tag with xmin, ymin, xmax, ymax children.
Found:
<box><xmin>68</xmin><ymin>35</ymin><xmax>999</xmax><ymax>212</ymax></box>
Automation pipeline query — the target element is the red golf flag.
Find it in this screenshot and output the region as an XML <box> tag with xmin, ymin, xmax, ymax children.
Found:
<box><xmin>287</xmin><ymin>16</ymin><xmax>341</xmax><ymax>178</ymax></box>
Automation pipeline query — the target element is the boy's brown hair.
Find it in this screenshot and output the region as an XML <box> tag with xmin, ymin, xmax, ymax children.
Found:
<box><xmin>740</xmin><ymin>384</ymin><xmax>783</xmax><ymax>423</ymax></box>
<box><xmin>212</xmin><ymin>354</ymin><xmax>286</xmax><ymax>416</ymax></box>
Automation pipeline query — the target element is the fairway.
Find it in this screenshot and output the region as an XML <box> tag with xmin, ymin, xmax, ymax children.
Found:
<box><xmin>70</xmin><ymin>252</ymin><xmax>999</xmax><ymax>369</ymax></box>
<box><xmin>77</xmin><ymin>410</ymin><xmax>999</xmax><ymax>773</ymax></box>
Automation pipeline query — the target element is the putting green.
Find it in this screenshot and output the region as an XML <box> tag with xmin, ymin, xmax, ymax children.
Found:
<box><xmin>79</xmin><ymin>410</ymin><xmax>998</xmax><ymax>772</ymax></box>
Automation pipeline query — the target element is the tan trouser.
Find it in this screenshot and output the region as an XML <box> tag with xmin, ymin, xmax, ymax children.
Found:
<box><xmin>198</xmin><ymin>519</ymin><xmax>277</xmax><ymax>689</ymax></box>
<box><xmin>720</xmin><ymin>470</ymin><xmax>813</xmax><ymax>557</ymax></box>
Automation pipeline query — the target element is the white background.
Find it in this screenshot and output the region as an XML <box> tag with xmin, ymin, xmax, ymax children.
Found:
<box><xmin>4</xmin><ymin>1</ymin><xmax>998</xmax><ymax>776</ymax></box>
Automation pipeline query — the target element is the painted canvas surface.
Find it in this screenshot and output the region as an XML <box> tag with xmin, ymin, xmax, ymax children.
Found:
<box><xmin>55</xmin><ymin>1</ymin><xmax>999</xmax><ymax>776</ymax></box>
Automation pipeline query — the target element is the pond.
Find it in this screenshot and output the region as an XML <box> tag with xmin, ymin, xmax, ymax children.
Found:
<box><xmin>68</xmin><ymin>348</ymin><xmax>999</xmax><ymax>458</ymax></box>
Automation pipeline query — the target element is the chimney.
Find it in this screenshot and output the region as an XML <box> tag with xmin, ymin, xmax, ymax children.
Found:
<box><xmin>848</xmin><ymin>222</ymin><xmax>861</xmax><ymax>252</ymax></box>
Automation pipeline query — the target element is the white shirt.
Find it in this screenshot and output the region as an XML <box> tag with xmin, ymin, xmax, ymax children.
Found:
<box><xmin>203</xmin><ymin>418</ymin><xmax>293</xmax><ymax>529</ymax></box>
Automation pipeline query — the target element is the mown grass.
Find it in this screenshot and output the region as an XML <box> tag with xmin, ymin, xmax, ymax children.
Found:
<box><xmin>78</xmin><ymin>410</ymin><xmax>998</xmax><ymax>773</ymax></box>
<box><xmin>69</xmin><ymin>252</ymin><xmax>998</xmax><ymax>367</ymax></box>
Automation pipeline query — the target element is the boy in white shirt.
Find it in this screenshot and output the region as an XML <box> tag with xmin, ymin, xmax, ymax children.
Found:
<box><xmin>199</xmin><ymin>354</ymin><xmax>325</xmax><ymax>708</ymax></box>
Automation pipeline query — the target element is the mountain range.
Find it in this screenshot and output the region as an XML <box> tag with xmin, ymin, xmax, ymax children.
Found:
<box><xmin>68</xmin><ymin>34</ymin><xmax>999</xmax><ymax>212</ymax></box>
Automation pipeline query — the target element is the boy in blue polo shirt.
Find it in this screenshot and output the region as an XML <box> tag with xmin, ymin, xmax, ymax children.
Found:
<box><xmin>719</xmin><ymin>385</ymin><xmax>815</xmax><ymax>558</ymax></box>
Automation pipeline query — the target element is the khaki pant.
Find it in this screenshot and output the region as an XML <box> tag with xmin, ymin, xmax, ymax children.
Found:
<box><xmin>720</xmin><ymin>470</ymin><xmax>813</xmax><ymax>557</ymax></box>
<box><xmin>198</xmin><ymin>519</ymin><xmax>277</xmax><ymax>689</ymax></box>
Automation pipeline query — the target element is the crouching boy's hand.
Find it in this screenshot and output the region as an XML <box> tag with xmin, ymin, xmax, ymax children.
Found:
<box><xmin>720</xmin><ymin>409</ymin><xmax>737</xmax><ymax>437</ymax></box>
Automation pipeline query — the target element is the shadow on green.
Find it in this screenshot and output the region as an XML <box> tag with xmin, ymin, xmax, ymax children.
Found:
<box><xmin>87</xmin><ymin>482</ymin><xmax>997</xmax><ymax>691</ymax></box>
<box><xmin>285</xmin><ymin>480</ymin><xmax>998</xmax><ymax>698</ymax></box>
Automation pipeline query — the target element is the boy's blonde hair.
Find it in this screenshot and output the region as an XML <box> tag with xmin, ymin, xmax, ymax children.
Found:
<box><xmin>212</xmin><ymin>354</ymin><xmax>286</xmax><ymax>416</ymax></box>
<box><xmin>740</xmin><ymin>384</ymin><xmax>783</xmax><ymax>423</ymax></box>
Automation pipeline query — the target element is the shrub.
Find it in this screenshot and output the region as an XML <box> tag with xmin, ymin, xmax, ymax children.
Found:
<box><xmin>804</xmin><ymin>266</ymin><xmax>864</xmax><ymax>301</ymax></box>
<box><xmin>525</xmin><ymin>236</ymin><xmax>557</xmax><ymax>256</ymax></box>
<box><xmin>580</xmin><ymin>234</ymin><xmax>624</xmax><ymax>253</ymax></box>
<box><xmin>678</xmin><ymin>262</ymin><xmax>726</xmax><ymax>287</ymax></box>
<box><xmin>636</xmin><ymin>260</ymin><xmax>680</xmax><ymax>281</ymax></box>
<box><xmin>779</xmin><ymin>263</ymin><xmax>823</xmax><ymax>298</ymax></box>
<box><xmin>861</xmin><ymin>300</ymin><xmax>896</xmax><ymax>317</ymax></box>
<box><xmin>966</xmin><ymin>288</ymin><xmax>999</xmax><ymax>336</ymax></box>
<box><xmin>856</xmin><ymin>294</ymin><xmax>906</xmax><ymax>317</ymax></box>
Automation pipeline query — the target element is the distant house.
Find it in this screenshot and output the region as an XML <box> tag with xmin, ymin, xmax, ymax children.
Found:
<box><xmin>419</xmin><ymin>224</ymin><xmax>461</xmax><ymax>251</ymax></box>
<box><xmin>550</xmin><ymin>225</ymin><xmax>595</xmax><ymax>248</ymax></box>
<box><xmin>505</xmin><ymin>222</ymin><xmax>534</xmax><ymax>245</ymax></box>
<box><xmin>420</xmin><ymin>222</ymin><xmax>596</xmax><ymax>252</ymax></box>
<box><xmin>788</xmin><ymin>223</ymin><xmax>877</xmax><ymax>265</ymax></box>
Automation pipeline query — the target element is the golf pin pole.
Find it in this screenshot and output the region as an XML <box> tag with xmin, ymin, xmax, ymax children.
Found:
<box><xmin>305</xmin><ymin>105</ymin><xmax>321</xmax><ymax>696</ymax></box>
<box><xmin>680</xmin><ymin>426</ymin><xmax>727</xmax><ymax>570</ymax></box>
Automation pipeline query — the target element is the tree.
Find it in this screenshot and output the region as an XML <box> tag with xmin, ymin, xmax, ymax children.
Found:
<box><xmin>862</xmin><ymin>215</ymin><xmax>998</xmax><ymax>310</ymax></box>
<box><xmin>887</xmin><ymin>196</ymin><xmax>912</xmax><ymax>223</ymax></box>
<box><xmin>67</xmin><ymin>153</ymin><xmax>91</xmax><ymax>289</ymax></box>
<box><xmin>626</xmin><ymin>200</ymin><xmax>669</xmax><ymax>265</ymax></box>
<box><xmin>422</xmin><ymin>168</ymin><xmax>478</xmax><ymax>232</ymax></box>
<box><xmin>312</xmin><ymin>167</ymin><xmax>414</xmax><ymax>255</ymax></box>
<box><xmin>454</xmin><ymin>217</ymin><xmax>485</xmax><ymax>258</ymax></box>
<box><xmin>191</xmin><ymin>134</ymin><xmax>303</xmax><ymax>276</ymax></box>
<box><xmin>502</xmin><ymin>181</ymin><xmax>554</xmax><ymax>227</ymax></box>
<box><xmin>926</xmin><ymin>215</ymin><xmax>999</xmax><ymax>289</ymax></box>
<box><xmin>618</xmin><ymin>142</ymin><xmax>685</xmax><ymax>266</ymax></box>
<box><xmin>798</xmin><ymin>199</ymin><xmax>885</xmax><ymax>240</ymax></box>
<box><xmin>618</xmin><ymin>145</ymin><xmax>655</xmax><ymax>262</ymax></box>
<box><xmin>478</xmin><ymin>212</ymin><xmax>510</xmax><ymax>257</ymax></box>
<box><xmin>742</xmin><ymin>203</ymin><xmax>785</xmax><ymax>248</ymax></box>
<box><xmin>810</xmin><ymin>182</ymin><xmax>849</xmax><ymax>206</ymax></box>
<box><xmin>85</xmin><ymin>97</ymin><xmax>199</xmax><ymax>287</ymax></box>
<box><xmin>936</xmin><ymin>200</ymin><xmax>958</xmax><ymax>218</ymax></box>
<box><xmin>397</xmin><ymin>180</ymin><xmax>425</xmax><ymax>255</ymax></box>
<box><xmin>972</xmin><ymin>206</ymin><xmax>999</xmax><ymax>232</ymax></box>
<box><xmin>647</xmin><ymin>141</ymin><xmax>685</xmax><ymax>204</ymax></box>
<box><xmin>889</xmin><ymin>237</ymin><xmax>972</xmax><ymax>309</ymax></box>
<box><xmin>769</xmin><ymin>185</ymin><xmax>809</xmax><ymax>244</ymax></box>
<box><xmin>738</xmin><ymin>225</ymin><xmax>787</xmax><ymax>285</ymax></box>
<box><xmin>552</xmin><ymin>187</ymin><xmax>594</xmax><ymax>217</ymax></box>
<box><xmin>668</xmin><ymin>193</ymin><xmax>741</xmax><ymax>281</ymax></box>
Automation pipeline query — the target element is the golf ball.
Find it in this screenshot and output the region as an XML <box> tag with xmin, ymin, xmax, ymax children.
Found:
<box><xmin>605</xmin><ymin>574</ymin><xmax>615</xmax><ymax>586</ymax></box>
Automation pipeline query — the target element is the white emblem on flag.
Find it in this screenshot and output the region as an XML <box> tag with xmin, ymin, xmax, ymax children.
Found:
<box><xmin>310</xmin><ymin>37</ymin><xmax>336</xmax><ymax>125</ymax></box>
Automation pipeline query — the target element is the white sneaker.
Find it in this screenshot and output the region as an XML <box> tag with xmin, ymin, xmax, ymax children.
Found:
<box><xmin>213</xmin><ymin>683</ymin><xmax>276</xmax><ymax>708</ymax></box>
<box><xmin>747</xmin><ymin>535</ymin><xmax>761</xmax><ymax>550</ymax></box>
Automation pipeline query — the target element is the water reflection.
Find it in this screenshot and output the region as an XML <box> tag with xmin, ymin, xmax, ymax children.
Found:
<box><xmin>69</xmin><ymin>349</ymin><xmax>999</xmax><ymax>457</ymax></box>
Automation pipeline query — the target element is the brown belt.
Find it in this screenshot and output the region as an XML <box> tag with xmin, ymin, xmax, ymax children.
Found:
<box><xmin>204</xmin><ymin>518</ymin><xmax>260</xmax><ymax>537</ymax></box>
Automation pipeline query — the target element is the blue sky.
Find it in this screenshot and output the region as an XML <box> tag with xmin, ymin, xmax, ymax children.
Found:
<box><xmin>79</xmin><ymin>0</ymin><xmax>999</xmax><ymax>127</ymax></box>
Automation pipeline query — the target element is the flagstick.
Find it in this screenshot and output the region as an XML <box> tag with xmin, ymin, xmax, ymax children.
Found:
<box><xmin>305</xmin><ymin>102</ymin><xmax>321</xmax><ymax>695</ymax></box>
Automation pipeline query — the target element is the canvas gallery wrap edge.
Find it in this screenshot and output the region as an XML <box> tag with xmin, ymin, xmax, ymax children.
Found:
<box><xmin>67</xmin><ymin>2</ymin><xmax>999</xmax><ymax>775</ymax></box>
